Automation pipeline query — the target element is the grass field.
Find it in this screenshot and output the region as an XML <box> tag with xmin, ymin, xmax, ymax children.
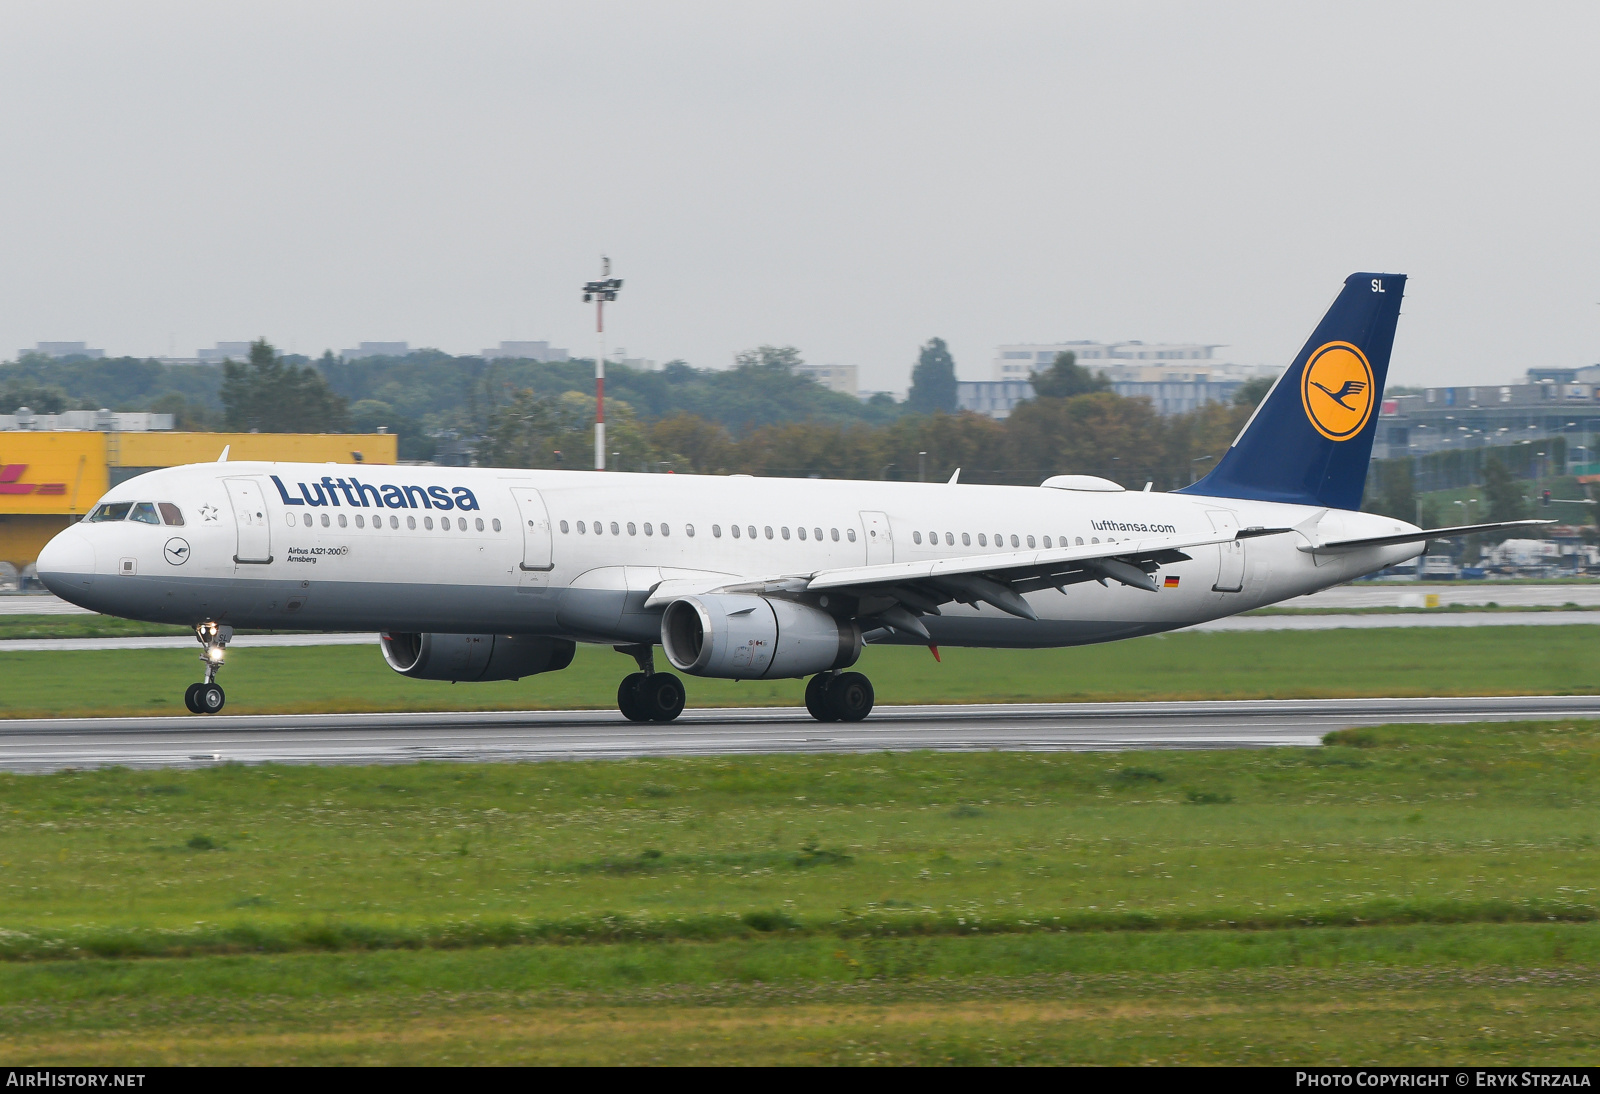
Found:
<box><xmin>1</xmin><ymin>719</ymin><xmax>1597</xmax><ymax>1063</ymax></box>
<box><xmin>1</xmin><ymin>624</ymin><xmax>1599</xmax><ymax>718</ymax></box>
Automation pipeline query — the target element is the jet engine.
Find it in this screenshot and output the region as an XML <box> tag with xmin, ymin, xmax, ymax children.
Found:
<box><xmin>660</xmin><ymin>594</ymin><xmax>861</xmax><ymax>680</ymax></box>
<box><xmin>380</xmin><ymin>632</ymin><xmax>576</xmax><ymax>682</ymax></box>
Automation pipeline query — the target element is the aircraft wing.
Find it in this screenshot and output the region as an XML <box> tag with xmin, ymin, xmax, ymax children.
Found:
<box><xmin>646</xmin><ymin>528</ymin><xmax>1277</xmax><ymax>642</ymax></box>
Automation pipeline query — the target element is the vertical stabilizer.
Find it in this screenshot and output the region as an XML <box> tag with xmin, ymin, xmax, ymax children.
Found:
<box><xmin>1179</xmin><ymin>272</ymin><xmax>1405</xmax><ymax>511</ymax></box>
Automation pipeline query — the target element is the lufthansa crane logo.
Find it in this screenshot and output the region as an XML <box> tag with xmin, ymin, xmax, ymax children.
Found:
<box><xmin>1300</xmin><ymin>341</ymin><xmax>1375</xmax><ymax>441</ymax></box>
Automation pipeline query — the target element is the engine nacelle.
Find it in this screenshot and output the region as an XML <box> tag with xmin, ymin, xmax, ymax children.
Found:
<box><xmin>660</xmin><ymin>594</ymin><xmax>861</xmax><ymax>680</ymax></box>
<box><xmin>380</xmin><ymin>632</ymin><xmax>576</xmax><ymax>682</ymax></box>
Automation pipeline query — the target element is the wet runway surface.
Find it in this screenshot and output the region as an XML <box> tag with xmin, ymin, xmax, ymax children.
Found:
<box><xmin>3</xmin><ymin>695</ymin><xmax>1597</xmax><ymax>772</ymax></box>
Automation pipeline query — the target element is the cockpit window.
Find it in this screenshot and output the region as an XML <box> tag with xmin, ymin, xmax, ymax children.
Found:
<box><xmin>158</xmin><ymin>503</ymin><xmax>184</xmax><ymax>526</ymax></box>
<box><xmin>87</xmin><ymin>502</ymin><xmax>132</xmax><ymax>523</ymax></box>
<box><xmin>129</xmin><ymin>502</ymin><xmax>161</xmax><ymax>525</ymax></box>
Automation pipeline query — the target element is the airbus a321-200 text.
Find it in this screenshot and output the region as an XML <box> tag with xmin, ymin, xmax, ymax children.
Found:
<box><xmin>36</xmin><ymin>274</ymin><xmax>1544</xmax><ymax>722</ymax></box>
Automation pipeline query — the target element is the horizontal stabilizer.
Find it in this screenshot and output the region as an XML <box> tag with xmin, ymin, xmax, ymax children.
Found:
<box><xmin>1302</xmin><ymin>519</ymin><xmax>1554</xmax><ymax>552</ymax></box>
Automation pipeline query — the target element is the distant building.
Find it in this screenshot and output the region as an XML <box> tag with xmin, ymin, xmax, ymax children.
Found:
<box><xmin>197</xmin><ymin>342</ymin><xmax>255</xmax><ymax>365</ymax></box>
<box><xmin>991</xmin><ymin>340</ymin><xmax>1278</xmax><ymax>415</ymax></box>
<box><xmin>341</xmin><ymin>342</ymin><xmax>410</xmax><ymax>361</ymax></box>
<box><xmin>957</xmin><ymin>380</ymin><xmax>1036</xmax><ymax>419</ymax></box>
<box><xmin>482</xmin><ymin>341</ymin><xmax>570</xmax><ymax>363</ymax></box>
<box><xmin>0</xmin><ymin>410</ymin><xmax>173</xmax><ymax>432</ymax></box>
<box><xmin>20</xmin><ymin>342</ymin><xmax>104</xmax><ymax>360</ymax></box>
<box><xmin>609</xmin><ymin>348</ymin><xmax>657</xmax><ymax>372</ymax></box>
<box><xmin>795</xmin><ymin>363</ymin><xmax>858</xmax><ymax>397</ymax></box>
<box><xmin>1376</xmin><ymin>366</ymin><xmax>1600</xmax><ymax>466</ymax></box>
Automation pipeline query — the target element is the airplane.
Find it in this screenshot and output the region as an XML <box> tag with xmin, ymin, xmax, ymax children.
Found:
<box><xmin>35</xmin><ymin>273</ymin><xmax>1545</xmax><ymax>721</ymax></box>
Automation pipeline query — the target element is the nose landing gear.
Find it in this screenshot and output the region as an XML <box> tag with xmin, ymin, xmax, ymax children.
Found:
<box><xmin>184</xmin><ymin>623</ymin><xmax>232</xmax><ymax>714</ymax></box>
<box><xmin>615</xmin><ymin>644</ymin><xmax>686</xmax><ymax>722</ymax></box>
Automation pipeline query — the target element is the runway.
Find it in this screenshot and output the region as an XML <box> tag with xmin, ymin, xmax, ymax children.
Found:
<box><xmin>3</xmin><ymin>695</ymin><xmax>1596</xmax><ymax>772</ymax></box>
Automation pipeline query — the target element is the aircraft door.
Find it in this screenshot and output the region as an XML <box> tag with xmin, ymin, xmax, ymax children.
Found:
<box><xmin>859</xmin><ymin>510</ymin><xmax>893</xmax><ymax>565</ymax></box>
<box><xmin>1205</xmin><ymin>510</ymin><xmax>1245</xmax><ymax>592</ymax></box>
<box><xmin>224</xmin><ymin>478</ymin><xmax>273</xmax><ymax>564</ymax></box>
<box><xmin>511</xmin><ymin>487</ymin><xmax>554</xmax><ymax>571</ymax></box>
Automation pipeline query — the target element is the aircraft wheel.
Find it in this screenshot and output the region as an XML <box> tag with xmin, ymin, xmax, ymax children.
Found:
<box><xmin>805</xmin><ymin>673</ymin><xmax>838</xmax><ymax>722</ymax></box>
<box><xmin>826</xmin><ymin>672</ymin><xmax>874</xmax><ymax>722</ymax></box>
<box><xmin>641</xmin><ymin>672</ymin><xmax>686</xmax><ymax>722</ymax></box>
<box><xmin>198</xmin><ymin>683</ymin><xmax>226</xmax><ymax>714</ymax></box>
<box><xmin>617</xmin><ymin>673</ymin><xmax>650</xmax><ymax>722</ymax></box>
<box><xmin>184</xmin><ymin>683</ymin><xmax>204</xmax><ymax>714</ymax></box>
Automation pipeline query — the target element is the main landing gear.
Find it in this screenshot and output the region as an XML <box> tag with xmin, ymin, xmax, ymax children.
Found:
<box><xmin>615</xmin><ymin>644</ymin><xmax>686</xmax><ymax>723</ymax></box>
<box><xmin>805</xmin><ymin>671</ymin><xmax>875</xmax><ymax>722</ymax></box>
<box><xmin>184</xmin><ymin>622</ymin><xmax>232</xmax><ymax>715</ymax></box>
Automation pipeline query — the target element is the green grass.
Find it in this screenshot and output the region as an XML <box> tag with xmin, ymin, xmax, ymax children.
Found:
<box><xmin>0</xmin><ymin>720</ymin><xmax>1597</xmax><ymax>1063</ymax></box>
<box><xmin>2</xmin><ymin>625</ymin><xmax>1598</xmax><ymax>718</ymax></box>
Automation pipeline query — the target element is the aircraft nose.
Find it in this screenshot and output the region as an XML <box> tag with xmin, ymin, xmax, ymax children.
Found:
<box><xmin>36</xmin><ymin>526</ymin><xmax>97</xmax><ymax>601</ymax></box>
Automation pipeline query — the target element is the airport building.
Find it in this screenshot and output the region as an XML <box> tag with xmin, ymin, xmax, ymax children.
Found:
<box><xmin>0</xmin><ymin>429</ymin><xmax>397</xmax><ymax>582</ymax></box>
<box><xmin>1374</xmin><ymin>367</ymin><xmax>1600</xmax><ymax>465</ymax></box>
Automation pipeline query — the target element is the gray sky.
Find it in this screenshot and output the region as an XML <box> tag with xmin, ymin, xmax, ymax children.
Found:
<box><xmin>2</xmin><ymin>2</ymin><xmax>1596</xmax><ymax>391</ymax></box>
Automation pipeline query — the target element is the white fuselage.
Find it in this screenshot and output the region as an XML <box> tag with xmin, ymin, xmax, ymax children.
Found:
<box><xmin>37</xmin><ymin>461</ymin><xmax>1422</xmax><ymax>650</ymax></box>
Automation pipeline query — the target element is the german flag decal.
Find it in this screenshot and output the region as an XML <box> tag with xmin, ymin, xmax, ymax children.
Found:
<box><xmin>1163</xmin><ymin>576</ymin><xmax>1180</xmax><ymax>589</ymax></box>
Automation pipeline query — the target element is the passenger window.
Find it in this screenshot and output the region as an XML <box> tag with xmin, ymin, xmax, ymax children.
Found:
<box><xmin>338</xmin><ymin>514</ymin><xmax>348</xmax><ymax>528</ymax></box>
<box><xmin>944</xmin><ymin>532</ymin><xmax>954</xmax><ymax>546</ymax></box>
<box><xmin>780</xmin><ymin>527</ymin><xmax>789</xmax><ymax>540</ymax></box>
<box><xmin>1027</xmin><ymin>535</ymin><xmax>1036</xmax><ymax>548</ymax></box>
<box><xmin>577</xmin><ymin>520</ymin><xmax>586</xmax><ymax>533</ymax></box>
<box><xmin>303</xmin><ymin>514</ymin><xmax>313</xmax><ymax>527</ymax></box>
<box><xmin>686</xmin><ymin>524</ymin><xmax>695</xmax><ymax>537</ymax></box>
<box><xmin>644</xmin><ymin>522</ymin><xmax>653</xmax><ymax>536</ymax></box>
<box><xmin>402</xmin><ymin>515</ymin><xmax>413</xmax><ymax>530</ymax></box>
<box><xmin>1010</xmin><ymin>534</ymin><xmax>1020</xmax><ymax>548</ymax></box>
<box><xmin>913</xmin><ymin>531</ymin><xmax>922</xmax><ymax>544</ymax></box>
<box><xmin>1091</xmin><ymin>537</ymin><xmax>1099</xmax><ymax>544</ymax></box>
<box><xmin>1076</xmin><ymin>536</ymin><xmax>1084</xmax><ymax>546</ymax></box>
<box><xmin>830</xmin><ymin>528</ymin><xmax>839</xmax><ymax>541</ymax></box>
<box><xmin>797</xmin><ymin>526</ymin><xmax>807</xmax><ymax>541</ymax></box>
<box><xmin>711</xmin><ymin>525</ymin><xmax>720</xmax><ymax>538</ymax></box>
<box><xmin>560</xmin><ymin>520</ymin><xmax>570</xmax><ymax>533</ymax></box>
<box><xmin>355</xmin><ymin>514</ymin><xmax>365</xmax><ymax>528</ymax></box>
<box><xmin>457</xmin><ymin>517</ymin><xmax>466</xmax><ymax>531</ymax></box>
<box><xmin>423</xmin><ymin>516</ymin><xmax>433</xmax><ymax>530</ymax></box>
<box><xmin>748</xmin><ymin>526</ymin><xmax>757</xmax><ymax>539</ymax></box>
<box><xmin>611</xmin><ymin>522</ymin><xmax>620</xmax><ymax>535</ymax></box>
<box><xmin>627</xmin><ymin>522</ymin><xmax>637</xmax><ymax>536</ymax></box>
<box><xmin>158</xmin><ymin>503</ymin><xmax>184</xmax><ymax>526</ymax></box>
<box><xmin>978</xmin><ymin>533</ymin><xmax>987</xmax><ymax>546</ymax></box>
<box><xmin>661</xmin><ymin>524</ymin><xmax>670</xmax><ymax>536</ymax></box>
<box><xmin>962</xmin><ymin>532</ymin><xmax>971</xmax><ymax>546</ymax></box>
<box><xmin>323</xmin><ymin>514</ymin><xmax>333</xmax><ymax>528</ymax></box>
<box><xmin>285</xmin><ymin>513</ymin><xmax>295</xmax><ymax>527</ymax></box>
<box><xmin>731</xmin><ymin>525</ymin><xmax>740</xmax><ymax>539</ymax></box>
<box><xmin>475</xmin><ymin>518</ymin><xmax>484</xmax><ymax>532</ymax></box>
<box><xmin>87</xmin><ymin>502</ymin><xmax>132</xmax><ymax>522</ymax></box>
<box><xmin>1042</xmin><ymin>535</ymin><xmax>1052</xmax><ymax>548</ymax></box>
<box><xmin>129</xmin><ymin>502</ymin><xmax>161</xmax><ymax>525</ymax></box>
<box><xmin>814</xmin><ymin>527</ymin><xmax>823</xmax><ymax>541</ymax></box>
<box><xmin>846</xmin><ymin>529</ymin><xmax>856</xmax><ymax>542</ymax></box>
<box><xmin>491</xmin><ymin>518</ymin><xmax>501</xmax><ymax>532</ymax></box>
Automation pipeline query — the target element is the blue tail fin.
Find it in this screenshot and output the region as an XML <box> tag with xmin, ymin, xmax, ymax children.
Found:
<box><xmin>1179</xmin><ymin>272</ymin><xmax>1405</xmax><ymax>511</ymax></box>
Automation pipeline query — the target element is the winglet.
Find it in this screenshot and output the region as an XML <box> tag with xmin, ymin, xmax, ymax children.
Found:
<box><xmin>217</xmin><ymin>445</ymin><xmax>230</xmax><ymax>463</ymax></box>
<box><xmin>947</xmin><ymin>468</ymin><xmax>960</xmax><ymax>485</ymax></box>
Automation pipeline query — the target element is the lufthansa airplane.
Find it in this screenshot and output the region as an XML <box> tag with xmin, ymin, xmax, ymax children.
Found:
<box><xmin>35</xmin><ymin>274</ymin><xmax>1542</xmax><ymax>722</ymax></box>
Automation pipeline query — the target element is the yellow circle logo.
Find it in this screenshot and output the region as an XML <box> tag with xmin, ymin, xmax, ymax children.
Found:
<box><xmin>1300</xmin><ymin>341</ymin><xmax>1375</xmax><ymax>441</ymax></box>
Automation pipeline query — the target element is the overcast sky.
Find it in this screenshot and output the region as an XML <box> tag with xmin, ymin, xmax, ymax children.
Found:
<box><xmin>2</xmin><ymin>2</ymin><xmax>1596</xmax><ymax>391</ymax></box>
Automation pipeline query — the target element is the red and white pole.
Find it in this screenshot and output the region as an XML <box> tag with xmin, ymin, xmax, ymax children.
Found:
<box><xmin>595</xmin><ymin>294</ymin><xmax>606</xmax><ymax>471</ymax></box>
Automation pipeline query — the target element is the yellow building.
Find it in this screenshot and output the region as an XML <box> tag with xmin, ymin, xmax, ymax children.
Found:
<box><xmin>0</xmin><ymin>432</ymin><xmax>398</xmax><ymax>572</ymax></box>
